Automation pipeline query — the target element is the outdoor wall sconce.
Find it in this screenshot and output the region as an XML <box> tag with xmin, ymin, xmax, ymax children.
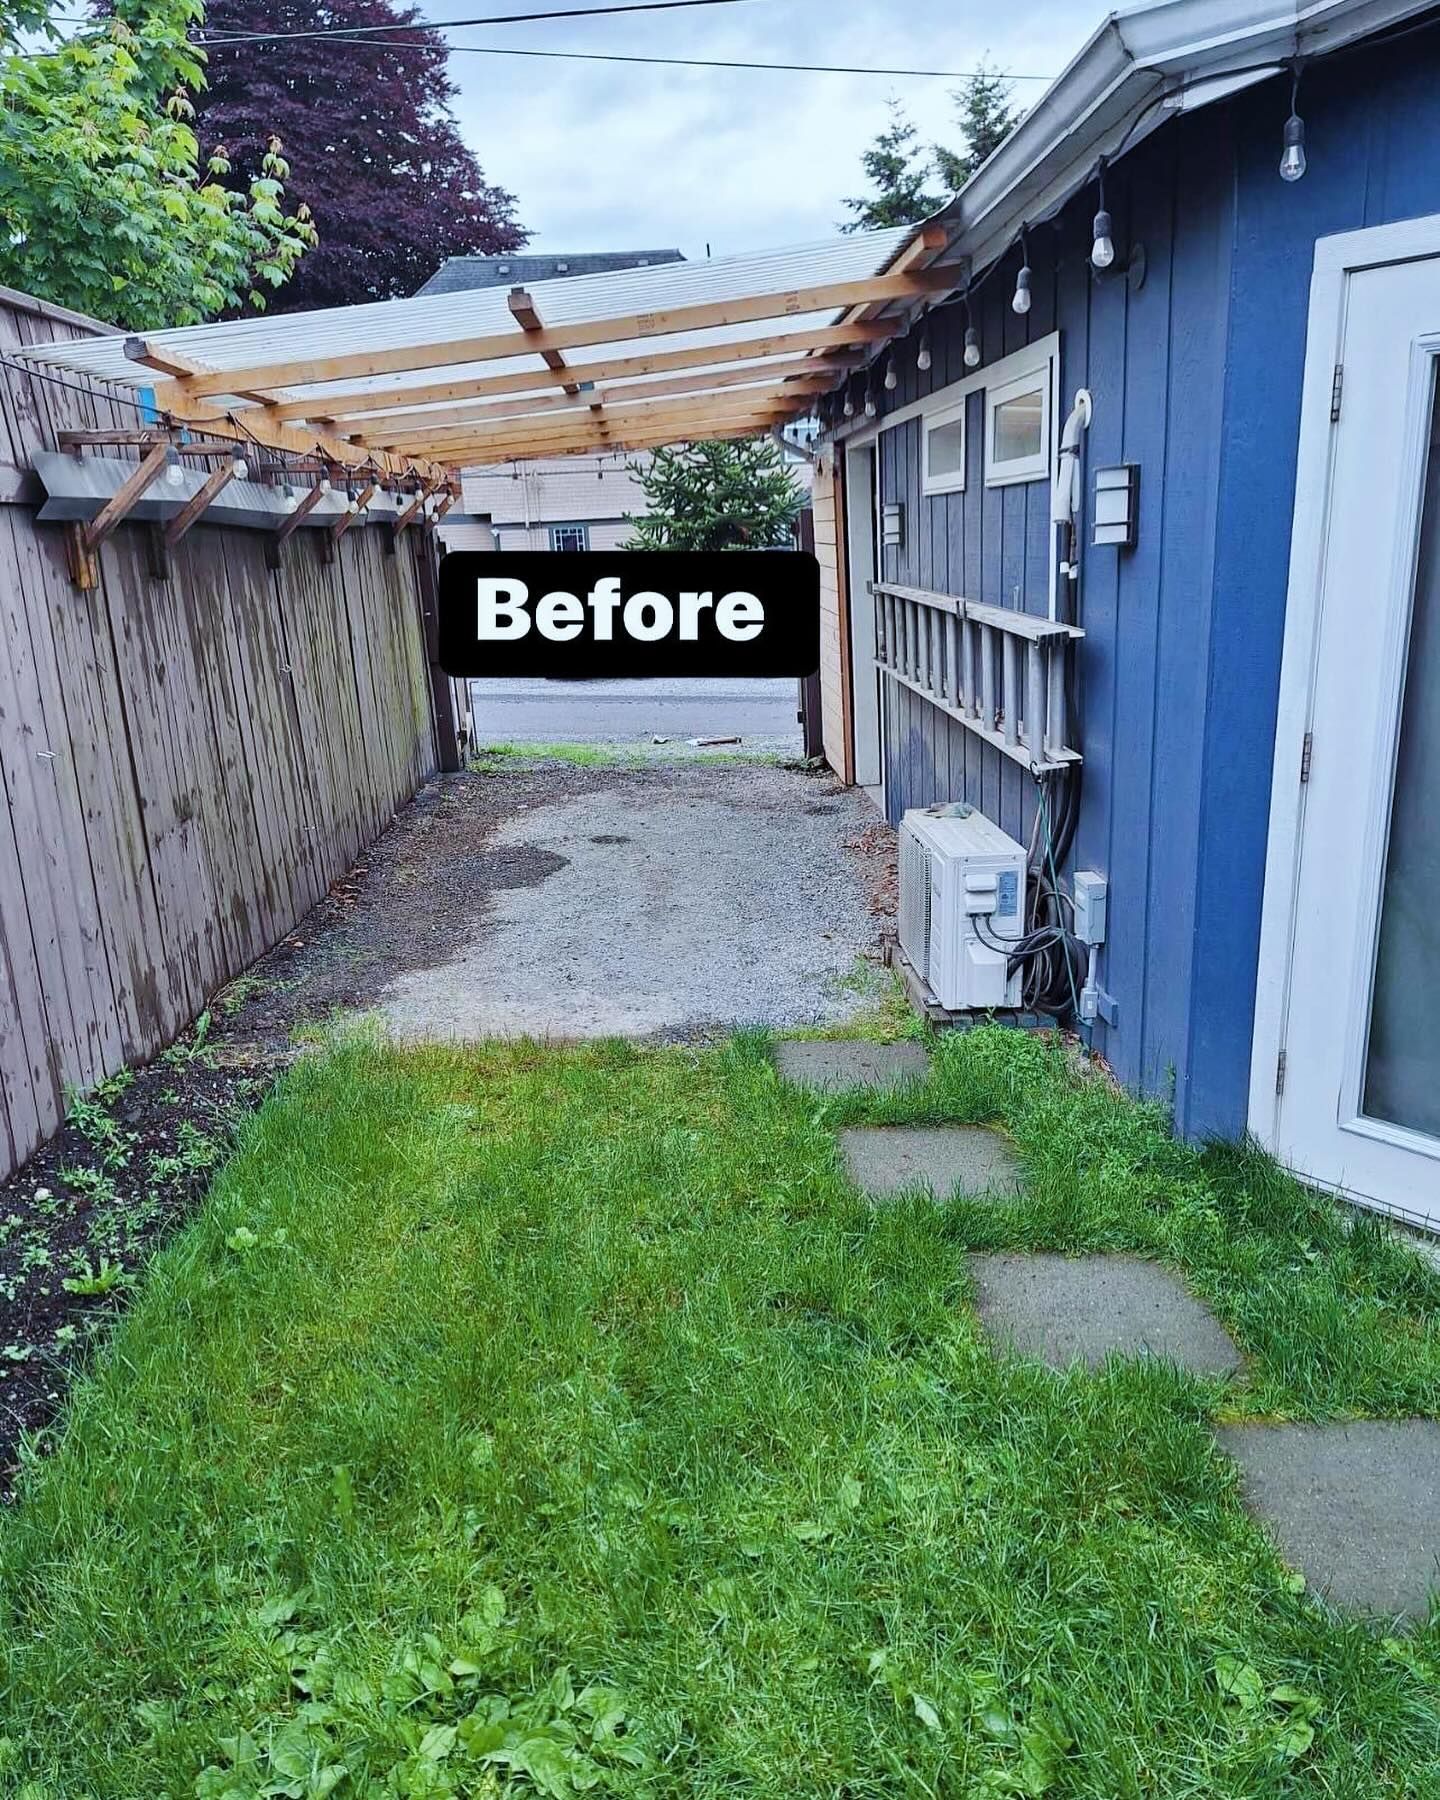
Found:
<box><xmin>1093</xmin><ymin>464</ymin><xmax>1139</xmax><ymax>549</ymax></box>
<box><xmin>882</xmin><ymin>502</ymin><xmax>904</xmax><ymax>548</ymax></box>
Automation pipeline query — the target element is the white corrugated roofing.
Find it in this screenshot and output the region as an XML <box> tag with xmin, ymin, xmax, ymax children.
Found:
<box><xmin>15</xmin><ymin>229</ymin><xmax>913</xmax><ymax>397</ymax></box>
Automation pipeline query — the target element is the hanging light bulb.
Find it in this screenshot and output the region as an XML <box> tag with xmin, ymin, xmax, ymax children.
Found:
<box><xmin>842</xmin><ymin>390</ymin><xmax>855</xmax><ymax>418</ymax></box>
<box><xmin>1280</xmin><ymin>64</ymin><xmax>1306</xmax><ymax>182</ymax></box>
<box><xmin>345</xmin><ymin>480</ymin><xmax>359</xmax><ymax>515</ymax></box>
<box><xmin>916</xmin><ymin>328</ymin><xmax>932</xmax><ymax>373</ymax></box>
<box><xmin>164</xmin><ymin>446</ymin><xmax>186</xmax><ymax>487</ymax></box>
<box><xmin>319</xmin><ymin>474</ymin><xmax>332</xmax><ymax>494</ymax></box>
<box><xmin>1012</xmin><ymin>231</ymin><xmax>1032</xmax><ymax>315</ymax></box>
<box><xmin>281</xmin><ymin>477</ymin><xmax>298</xmax><ymax>512</ymax></box>
<box><xmin>864</xmin><ymin>379</ymin><xmax>877</xmax><ymax>419</ymax></box>
<box><xmin>883</xmin><ymin>355</ymin><xmax>897</xmax><ymax>392</ymax></box>
<box><xmin>1091</xmin><ymin>162</ymin><xmax>1115</xmax><ymax>269</ymax></box>
<box><xmin>962</xmin><ymin>294</ymin><xmax>980</xmax><ymax>368</ymax></box>
<box><xmin>230</xmin><ymin>453</ymin><xmax>248</xmax><ymax>481</ymax></box>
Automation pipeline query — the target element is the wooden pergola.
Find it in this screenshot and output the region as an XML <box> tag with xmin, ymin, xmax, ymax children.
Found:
<box><xmin>18</xmin><ymin>225</ymin><xmax>960</xmax><ymax>481</ymax></box>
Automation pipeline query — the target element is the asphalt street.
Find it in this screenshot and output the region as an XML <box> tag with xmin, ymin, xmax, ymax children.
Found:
<box><xmin>466</xmin><ymin>676</ymin><xmax>803</xmax><ymax>751</ymax></box>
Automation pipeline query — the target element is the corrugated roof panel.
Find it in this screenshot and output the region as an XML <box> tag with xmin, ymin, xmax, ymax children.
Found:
<box><xmin>15</xmin><ymin>229</ymin><xmax>913</xmax><ymax>390</ymax></box>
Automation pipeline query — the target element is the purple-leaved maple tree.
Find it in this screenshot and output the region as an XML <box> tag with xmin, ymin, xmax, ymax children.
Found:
<box><xmin>194</xmin><ymin>0</ymin><xmax>528</xmax><ymax>311</ymax></box>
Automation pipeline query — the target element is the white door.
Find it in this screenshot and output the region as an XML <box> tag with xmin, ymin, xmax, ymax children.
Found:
<box><xmin>1253</xmin><ymin>224</ymin><xmax>1440</xmax><ymax>1230</ymax></box>
<box><xmin>844</xmin><ymin>440</ymin><xmax>882</xmax><ymax>793</ymax></box>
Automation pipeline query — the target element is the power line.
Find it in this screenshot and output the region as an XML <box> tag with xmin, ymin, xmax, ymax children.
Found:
<box><xmin>199</xmin><ymin>30</ymin><xmax>1055</xmax><ymax>80</ymax></box>
<box><xmin>25</xmin><ymin>3</ymin><xmax>1057</xmax><ymax>81</ymax></box>
<box><xmin>196</xmin><ymin>0</ymin><xmax>761</xmax><ymax>48</ymax></box>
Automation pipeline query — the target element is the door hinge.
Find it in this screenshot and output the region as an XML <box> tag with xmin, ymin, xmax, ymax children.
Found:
<box><xmin>1299</xmin><ymin>731</ymin><xmax>1313</xmax><ymax>784</ymax></box>
<box><xmin>1276</xmin><ymin>1048</ymin><xmax>1287</xmax><ymax>1096</ymax></box>
<box><xmin>1330</xmin><ymin>363</ymin><xmax>1344</xmax><ymax>423</ymax></box>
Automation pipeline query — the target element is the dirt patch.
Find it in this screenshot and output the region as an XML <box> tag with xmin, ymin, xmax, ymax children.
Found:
<box><xmin>0</xmin><ymin>1029</ymin><xmax>275</xmax><ymax>1494</ymax></box>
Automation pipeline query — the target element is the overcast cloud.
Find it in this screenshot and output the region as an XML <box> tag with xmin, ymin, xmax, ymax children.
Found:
<box><xmin>440</xmin><ymin>0</ymin><xmax>1101</xmax><ymax>257</ymax></box>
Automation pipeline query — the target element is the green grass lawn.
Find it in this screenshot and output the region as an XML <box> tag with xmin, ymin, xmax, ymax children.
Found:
<box><xmin>2</xmin><ymin>1026</ymin><xmax>1438</xmax><ymax>1797</ymax></box>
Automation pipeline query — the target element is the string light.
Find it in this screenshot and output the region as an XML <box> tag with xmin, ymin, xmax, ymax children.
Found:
<box><xmin>842</xmin><ymin>389</ymin><xmax>855</xmax><ymax>418</ymax></box>
<box><xmin>916</xmin><ymin>326</ymin><xmax>932</xmax><ymax>372</ymax></box>
<box><xmin>963</xmin><ymin>293</ymin><xmax>980</xmax><ymax>368</ymax></box>
<box><xmin>883</xmin><ymin>354</ymin><xmax>897</xmax><ymax>392</ymax></box>
<box><xmin>1280</xmin><ymin>62</ymin><xmax>1306</xmax><ymax>181</ymax></box>
<box><xmin>281</xmin><ymin>476</ymin><xmax>298</xmax><ymax>511</ymax></box>
<box><xmin>864</xmin><ymin>376</ymin><xmax>877</xmax><ymax>418</ymax></box>
<box><xmin>1091</xmin><ymin>160</ymin><xmax>1115</xmax><ymax>269</ymax></box>
<box><xmin>164</xmin><ymin>446</ymin><xmax>186</xmax><ymax>487</ymax></box>
<box><xmin>1012</xmin><ymin>229</ymin><xmax>1032</xmax><ymax>316</ymax></box>
<box><xmin>230</xmin><ymin>453</ymin><xmax>248</xmax><ymax>480</ymax></box>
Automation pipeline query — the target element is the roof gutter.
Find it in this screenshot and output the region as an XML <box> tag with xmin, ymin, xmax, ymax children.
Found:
<box><xmin>911</xmin><ymin>0</ymin><xmax>1440</xmax><ymax>281</ymax></box>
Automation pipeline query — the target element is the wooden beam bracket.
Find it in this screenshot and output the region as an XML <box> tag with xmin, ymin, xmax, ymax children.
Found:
<box><xmin>164</xmin><ymin>461</ymin><xmax>238</xmax><ymax>548</ymax></box>
<box><xmin>275</xmin><ymin>482</ymin><xmax>328</xmax><ymax>545</ymax></box>
<box><xmin>329</xmin><ymin>482</ymin><xmax>376</xmax><ymax>546</ymax></box>
<box><xmin>86</xmin><ymin>440</ymin><xmax>173</xmax><ymax>552</ymax></box>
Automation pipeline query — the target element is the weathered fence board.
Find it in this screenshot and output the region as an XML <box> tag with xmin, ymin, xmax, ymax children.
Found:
<box><xmin>0</xmin><ymin>290</ymin><xmax>449</xmax><ymax>1181</ymax></box>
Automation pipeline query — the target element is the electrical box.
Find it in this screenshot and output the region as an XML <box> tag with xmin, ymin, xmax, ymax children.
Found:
<box><xmin>897</xmin><ymin>805</ymin><xmax>1027</xmax><ymax>1011</ymax></box>
<box><xmin>1073</xmin><ymin>869</ymin><xmax>1108</xmax><ymax>946</ymax></box>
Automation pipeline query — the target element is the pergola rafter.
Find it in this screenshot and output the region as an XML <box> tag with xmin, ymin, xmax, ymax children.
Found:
<box><xmin>267</xmin><ymin>324</ymin><xmax>891</xmax><ymax>426</ymax></box>
<box><xmin>17</xmin><ymin>228</ymin><xmax>960</xmax><ymax>479</ymax></box>
<box><xmin>373</xmin><ymin>372</ymin><xmax>835</xmax><ymax>451</ymax></box>
<box><xmin>408</xmin><ymin>402</ymin><xmax>805</xmax><ymax>464</ymax></box>
<box><xmin>148</xmin><ymin>266</ymin><xmax>958</xmax><ymax>408</ymax></box>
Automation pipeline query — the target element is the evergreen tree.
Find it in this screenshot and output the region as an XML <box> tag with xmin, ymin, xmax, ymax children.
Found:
<box><xmin>839</xmin><ymin>100</ymin><xmax>941</xmax><ymax>233</ymax></box>
<box><xmin>194</xmin><ymin>0</ymin><xmax>526</xmax><ymax>310</ymax></box>
<box><xmin>932</xmin><ymin>63</ymin><xmax>1017</xmax><ymax>190</ymax></box>
<box><xmin>623</xmin><ymin>439</ymin><xmax>802</xmax><ymax>553</ymax></box>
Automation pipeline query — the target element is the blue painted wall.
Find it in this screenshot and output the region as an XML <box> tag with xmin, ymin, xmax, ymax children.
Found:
<box><xmin>853</xmin><ymin>18</ymin><xmax>1440</xmax><ymax>1137</ymax></box>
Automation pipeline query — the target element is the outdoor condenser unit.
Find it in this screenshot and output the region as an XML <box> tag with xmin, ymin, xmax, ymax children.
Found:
<box><xmin>897</xmin><ymin>805</ymin><xmax>1027</xmax><ymax>1011</ymax></box>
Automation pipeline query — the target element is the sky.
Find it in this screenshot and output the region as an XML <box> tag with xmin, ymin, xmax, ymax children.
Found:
<box><xmin>439</xmin><ymin>0</ymin><xmax>1102</xmax><ymax>258</ymax></box>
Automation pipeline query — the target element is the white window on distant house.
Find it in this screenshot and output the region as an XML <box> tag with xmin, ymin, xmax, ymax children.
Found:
<box><xmin>921</xmin><ymin>396</ymin><xmax>967</xmax><ymax>495</ymax></box>
<box><xmin>985</xmin><ymin>363</ymin><xmax>1051</xmax><ymax>487</ymax></box>
<box><xmin>550</xmin><ymin>523</ymin><xmax>589</xmax><ymax>553</ymax></box>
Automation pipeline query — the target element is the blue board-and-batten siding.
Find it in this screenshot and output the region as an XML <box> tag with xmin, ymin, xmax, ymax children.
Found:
<box><xmin>867</xmin><ymin>104</ymin><xmax>1237</xmax><ymax>1132</ymax></box>
<box><xmin>860</xmin><ymin>19</ymin><xmax>1440</xmax><ymax>1139</ymax></box>
<box><xmin>1187</xmin><ymin>23</ymin><xmax>1440</xmax><ymax>1138</ymax></box>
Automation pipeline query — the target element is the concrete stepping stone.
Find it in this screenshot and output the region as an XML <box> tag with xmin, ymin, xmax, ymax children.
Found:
<box><xmin>774</xmin><ymin>1039</ymin><xmax>930</xmax><ymax>1091</ymax></box>
<box><xmin>970</xmin><ymin>1254</ymin><xmax>1243</xmax><ymax>1375</ymax></box>
<box><xmin>840</xmin><ymin>1124</ymin><xmax>1022</xmax><ymax>1199</ymax></box>
<box><xmin>1216</xmin><ymin>1420</ymin><xmax>1440</xmax><ymax>1619</ymax></box>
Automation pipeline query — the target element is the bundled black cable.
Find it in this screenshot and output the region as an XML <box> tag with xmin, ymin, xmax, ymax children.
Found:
<box><xmin>970</xmin><ymin>768</ymin><xmax>1087</xmax><ymax>1019</ymax></box>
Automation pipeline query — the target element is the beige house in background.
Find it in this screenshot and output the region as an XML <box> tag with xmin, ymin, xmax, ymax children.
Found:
<box><xmin>456</xmin><ymin>454</ymin><xmax>654</xmax><ymax>553</ymax></box>
<box><xmin>442</xmin><ymin>438</ymin><xmax>815</xmax><ymax>555</ymax></box>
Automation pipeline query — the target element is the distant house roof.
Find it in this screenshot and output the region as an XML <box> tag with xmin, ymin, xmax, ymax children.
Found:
<box><xmin>417</xmin><ymin>250</ymin><xmax>685</xmax><ymax>297</ymax></box>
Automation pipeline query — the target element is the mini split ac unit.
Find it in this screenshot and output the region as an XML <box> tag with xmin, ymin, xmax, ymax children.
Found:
<box><xmin>898</xmin><ymin>805</ymin><xmax>1027</xmax><ymax>1011</ymax></box>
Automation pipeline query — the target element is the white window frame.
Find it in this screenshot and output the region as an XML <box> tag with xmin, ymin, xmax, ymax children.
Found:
<box><xmin>985</xmin><ymin>362</ymin><xmax>1052</xmax><ymax>487</ymax></box>
<box><xmin>549</xmin><ymin>522</ymin><xmax>589</xmax><ymax>553</ymax></box>
<box><xmin>921</xmin><ymin>395</ymin><xmax>968</xmax><ymax>495</ymax></box>
<box><xmin>858</xmin><ymin>333</ymin><xmax>1059</xmax><ymax>493</ymax></box>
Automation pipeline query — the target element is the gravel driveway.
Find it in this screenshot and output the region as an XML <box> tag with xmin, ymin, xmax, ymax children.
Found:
<box><xmin>220</xmin><ymin>757</ymin><xmax>895</xmax><ymax>1049</ymax></box>
<box><xmin>380</xmin><ymin>760</ymin><xmax>888</xmax><ymax>1039</ymax></box>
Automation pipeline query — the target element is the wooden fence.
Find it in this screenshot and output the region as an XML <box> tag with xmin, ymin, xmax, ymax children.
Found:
<box><xmin>0</xmin><ymin>287</ymin><xmax>451</xmax><ymax>1182</ymax></box>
